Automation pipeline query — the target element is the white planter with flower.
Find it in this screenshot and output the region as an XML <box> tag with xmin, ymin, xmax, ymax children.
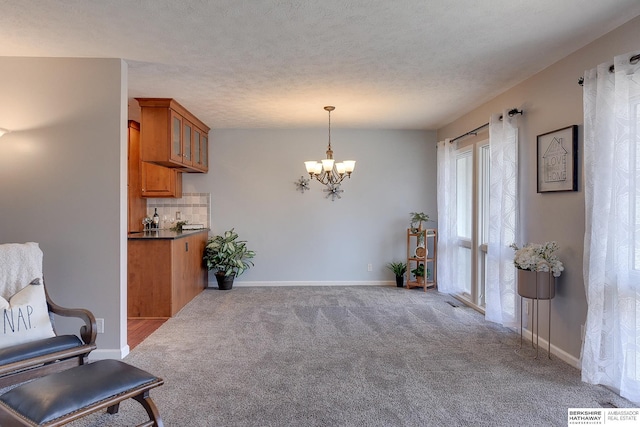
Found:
<box><xmin>510</xmin><ymin>241</ymin><xmax>564</xmax><ymax>300</ymax></box>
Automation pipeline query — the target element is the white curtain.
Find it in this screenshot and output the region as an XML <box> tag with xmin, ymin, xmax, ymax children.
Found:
<box><xmin>485</xmin><ymin>111</ymin><xmax>519</xmax><ymax>327</ymax></box>
<box><xmin>437</xmin><ymin>138</ymin><xmax>464</xmax><ymax>293</ymax></box>
<box><xmin>582</xmin><ymin>50</ymin><xmax>640</xmax><ymax>403</ymax></box>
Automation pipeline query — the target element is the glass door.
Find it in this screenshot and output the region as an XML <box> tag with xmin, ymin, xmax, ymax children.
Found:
<box><xmin>455</xmin><ymin>139</ymin><xmax>490</xmax><ymax>310</ymax></box>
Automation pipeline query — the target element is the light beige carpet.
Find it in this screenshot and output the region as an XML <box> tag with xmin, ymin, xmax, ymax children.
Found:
<box><xmin>61</xmin><ymin>286</ymin><xmax>632</xmax><ymax>426</ymax></box>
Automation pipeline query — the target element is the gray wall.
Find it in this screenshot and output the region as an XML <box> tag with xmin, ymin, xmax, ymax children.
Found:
<box><xmin>0</xmin><ymin>57</ymin><xmax>128</xmax><ymax>359</ymax></box>
<box><xmin>436</xmin><ymin>15</ymin><xmax>640</xmax><ymax>364</ymax></box>
<box><xmin>184</xmin><ymin>129</ymin><xmax>437</xmax><ymax>283</ymax></box>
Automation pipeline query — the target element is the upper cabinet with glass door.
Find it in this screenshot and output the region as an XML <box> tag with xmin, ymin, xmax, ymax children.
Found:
<box><xmin>137</xmin><ymin>98</ymin><xmax>209</xmax><ymax>173</ymax></box>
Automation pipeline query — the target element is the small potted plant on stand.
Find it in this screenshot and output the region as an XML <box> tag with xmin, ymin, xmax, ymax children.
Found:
<box><xmin>204</xmin><ymin>229</ymin><xmax>256</xmax><ymax>290</ymax></box>
<box><xmin>411</xmin><ymin>263</ymin><xmax>425</xmax><ymax>285</ymax></box>
<box><xmin>410</xmin><ymin>212</ymin><xmax>430</xmax><ymax>232</ymax></box>
<box><xmin>386</xmin><ymin>261</ymin><xmax>407</xmax><ymax>287</ymax></box>
<box><xmin>410</xmin><ymin>212</ymin><xmax>431</xmax><ymax>247</ymax></box>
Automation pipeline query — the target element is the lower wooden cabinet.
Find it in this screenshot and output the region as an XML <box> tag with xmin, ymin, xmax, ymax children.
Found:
<box><xmin>128</xmin><ymin>231</ymin><xmax>208</xmax><ymax>318</ymax></box>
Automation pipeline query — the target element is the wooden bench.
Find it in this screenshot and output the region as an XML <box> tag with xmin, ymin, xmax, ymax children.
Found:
<box><xmin>0</xmin><ymin>359</ymin><xmax>164</xmax><ymax>426</ymax></box>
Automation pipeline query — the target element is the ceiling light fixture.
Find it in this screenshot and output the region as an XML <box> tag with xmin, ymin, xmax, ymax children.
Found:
<box><xmin>304</xmin><ymin>106</ymin><xmax>356</xmax><ymax>195</ymax></box>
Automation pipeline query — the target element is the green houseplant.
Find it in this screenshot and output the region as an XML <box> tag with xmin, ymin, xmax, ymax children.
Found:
<box><xmin>386</xmin><ymin>261</ymin><xmax>407</xmax><ymax>287</ymax></box>
<box><xmin>204</xmin><ymin>229</ymin><xmax>256</xmax><ymax>290</ymax></box>
<box><xmin>411</xmin><ymin>263</ymin><xmax>425</xmax><ymax>284</ymax></box>
<box><xmin>410</xmin><ymin>212</ymin><xmax>430</xmax><ymax>232</ymax></box>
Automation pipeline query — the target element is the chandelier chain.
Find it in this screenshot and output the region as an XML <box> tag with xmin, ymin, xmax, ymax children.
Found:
<box><xmin>327</xmin><ymin>108</ymin><xmax>331</xmax><ymax>151</ymax></box>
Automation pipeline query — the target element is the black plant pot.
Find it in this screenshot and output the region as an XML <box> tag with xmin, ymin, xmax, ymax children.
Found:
<box><xmin>215</xmin><ymin>272</ymin><xmax>236</xmax><ymax>290</ymax></box>
<box><xmin>395</xmin><ymin>275</ymin><xmax>404</xmax><ymax>287</ymax></box>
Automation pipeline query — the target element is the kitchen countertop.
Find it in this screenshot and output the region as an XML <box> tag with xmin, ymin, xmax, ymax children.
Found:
<box><xmin>127</xmin><ymin>229</ymin><xmax>209</xmax><ymax>240</ymax></box>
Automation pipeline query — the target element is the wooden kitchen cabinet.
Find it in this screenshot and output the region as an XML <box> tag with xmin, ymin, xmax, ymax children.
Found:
<box><xmin>136</xmin><ymin>98</ymin><xmax>209</xmax><ymax>173</ymax></box>
<box><xmin>129</xmin><ymin>119</ymin><xmax>182</xmax><ymax>200</ymax></box>
<box><xmin>197</xmin><ymin>131</ymin><xmax>208</xmax><ymax>170</ymax></box>
<box><xmin>127</xmin><ymin>121</ymin><xmax>147</xmax><ymax>232</ymax></box>
<box><xmin>141</xmin><ymin>161</ymin><xmax>183</xmax><ymax>198</ymax></box>
<box><xmin>128</xmin><ymin>231</ymin><xmax>208</xmax><ymax>318</ymax></box>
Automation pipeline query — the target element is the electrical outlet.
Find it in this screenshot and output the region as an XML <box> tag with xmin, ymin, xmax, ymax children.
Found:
<box><xmin>367</xmin><ymin>263</ymin><xmax>372</xmax><ymax>272</ymax></box>
<box><xmin>96</xmin><ymin>318</ymin><xmax>104</xmax><ymax>334</ymax></box>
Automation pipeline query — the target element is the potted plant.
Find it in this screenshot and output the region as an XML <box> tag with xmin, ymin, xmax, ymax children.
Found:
<box><xmin>411</xmin><ymin>263</ymin><xmax>425</xmax><ymax>284</ymax></box>
<box><xmin>386</xmin><ymin>261</ymin><xmax>407</xmax><ymax>287</ymax></box>
<box><xmin>410</xmin><ymin>212</ymin><xmax>430</xmax><ymax>232</ymax></box>
<box><xmin>204</xmin><ymin>229</ymin><xmax>256</xmax><ymax>290</ymax></box>
<box><xmin>510</xmin><ymin>241</ymin><xmax>563</xmax><ymax>299</ymax></box>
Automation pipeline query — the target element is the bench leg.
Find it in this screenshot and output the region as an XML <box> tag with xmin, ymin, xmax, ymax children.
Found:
<box><xmin>133</xmin><ymin>390</ymin><xmax>164</xmax><ymax>427</ymax></box>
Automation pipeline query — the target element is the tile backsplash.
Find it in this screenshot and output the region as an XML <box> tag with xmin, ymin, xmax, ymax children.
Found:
<box><xmin>146</xmin><ymin>193</ymin><xmax>210</xmax><ymax>229</ymax></box>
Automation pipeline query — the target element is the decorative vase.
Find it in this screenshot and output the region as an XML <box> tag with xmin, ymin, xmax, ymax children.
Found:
<box><xmin>416</xmin><ymin>276</ymin><xmax>425</xmax><ymax>285</ymax></box>
<box><xmin>517</xmin><ymin>269</ymin><xmax>555</xmax><ymax>300</ymax></box>
<box><xmin>395</xmin><ymin>275</ymin><xmax>404</xmax><ymax>287</ymax></box>
<box><xmin>215</xmin><ymin>272</ymin><xmax>236</xmax><ymax>290</ymax></box>
<box><xmin>414</xmin><ymin>246</ymin><xmax>428</xmax><ymax>259</ymax></box>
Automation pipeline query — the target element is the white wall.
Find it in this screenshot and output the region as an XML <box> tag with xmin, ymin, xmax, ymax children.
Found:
<box><xmin>184</xmin><ymin>128</ymin><xmax>437</xmax><ymax>284</ymax></box>
<box><xmin>0</xmin><ymin>57</ymin><xmax>128</xmax><ymax>359</ymax></box>
<box><xmin>437</xmin><ymin>15</ymin><xmax>640</xmax><ymax>363</ymax></box>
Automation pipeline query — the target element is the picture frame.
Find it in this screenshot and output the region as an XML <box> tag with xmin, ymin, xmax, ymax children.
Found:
<box><xmin>536</xmin><ymin>125</ymin><xmax>578</xmax><ymax>193</ymax></box>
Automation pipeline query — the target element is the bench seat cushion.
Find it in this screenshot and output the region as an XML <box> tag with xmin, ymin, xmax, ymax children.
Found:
<box><xmin>0</xmin><ymin>335</ymin><xmax>83</xmax><ymax>366</ymax></box>
<box><xmin>0</xmin><ymin>359</ymin><xmax>159</xmax><ymax>425</ymax></box>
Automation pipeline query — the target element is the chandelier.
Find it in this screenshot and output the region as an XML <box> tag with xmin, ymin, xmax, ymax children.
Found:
<box><xmin>304</xmin><ymin>106</ymin><xmax>356</xmax><ymax>191</ymax></box>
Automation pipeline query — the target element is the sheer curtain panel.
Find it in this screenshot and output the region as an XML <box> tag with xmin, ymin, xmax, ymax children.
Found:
<box><xmin>485</xmin><ymin>111</ymin><xmax>519</xmax><ymax>327</ymax></box>
<box><xmin>437</xmin><ymin>138</ymin><xmax>463</xmax><ymax>294</ymax></box>
<box><xmin>582</xmin><ymin>50</ymin><xmax>640</xmax><ymax>403</ymax></box>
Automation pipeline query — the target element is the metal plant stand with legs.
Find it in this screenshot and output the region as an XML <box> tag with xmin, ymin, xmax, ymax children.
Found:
<box><xmin>517</xmin><ymin>267</ymin><xmax>556</xmax><ymax>359</ymax></box>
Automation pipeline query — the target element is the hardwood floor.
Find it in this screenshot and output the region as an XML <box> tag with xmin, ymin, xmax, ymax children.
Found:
<box><xmin>128</xmin><ymin>318</ymin><xmax>167</xmax><ymax>350</ymax></box>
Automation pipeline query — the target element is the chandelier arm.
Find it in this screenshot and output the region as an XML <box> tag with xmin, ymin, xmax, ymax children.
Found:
<box><xmin>313</xmin><ymin>169</ymin><xmax>342</xmax><ymax>186</ymax></box>
<box><xmin>314</xmin><ymin>171</ymin><xmax>331</xmax><ymax>186</ymax></box>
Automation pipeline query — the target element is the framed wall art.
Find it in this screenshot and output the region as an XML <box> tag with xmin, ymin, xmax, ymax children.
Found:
<box><xmin>536</xmin><ymin>125</ymin><xmax>578</xmax><ymax>193</ymax></box>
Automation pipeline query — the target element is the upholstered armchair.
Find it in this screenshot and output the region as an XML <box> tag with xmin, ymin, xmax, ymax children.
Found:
<box><xmin>0</xmin><ymin>242</ymin><xmax>97</xmax><ymax>388</ymax></box>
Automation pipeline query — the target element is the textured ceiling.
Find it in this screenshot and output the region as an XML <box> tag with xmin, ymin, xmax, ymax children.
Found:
<box><xmin>1</xmin><ymin>1</ymin><xmax>640</xmax><ymax>130</ymax></box>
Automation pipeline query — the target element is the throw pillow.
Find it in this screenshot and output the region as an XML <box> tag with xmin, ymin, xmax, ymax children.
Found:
<box><xmin>1</xmin><ymin>278</ymin><xmax>55</xmax><ymax>348</ymax></box>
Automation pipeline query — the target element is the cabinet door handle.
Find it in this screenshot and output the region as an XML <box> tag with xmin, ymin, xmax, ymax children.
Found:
<box><xmin>185</xmin><ymin>242</ymin><xmax>189</xmax><ymax>252</ymax></box>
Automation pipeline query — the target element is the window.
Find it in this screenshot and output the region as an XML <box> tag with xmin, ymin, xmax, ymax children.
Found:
<box><xmin>455</xmin><ymin>140</ymin><xmax>490</xmax><ymax>309</ymax></box>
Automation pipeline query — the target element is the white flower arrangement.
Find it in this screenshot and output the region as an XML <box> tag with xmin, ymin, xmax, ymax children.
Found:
<box><xmin>510</xmin><ymin>241</ymin><xmax>564</xmax><ymax>277</ymax></box>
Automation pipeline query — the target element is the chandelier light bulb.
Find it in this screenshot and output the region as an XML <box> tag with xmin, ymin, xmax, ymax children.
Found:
<box><xmin>343</xmin><ymin>160</ymin><xmax>356</xmax><ymax>173</ymax></box>
<box><xmin>321</xmin><ymin>158</ymin><xmax>334</xmax><ymax>172</ymax></box>
<box><xmin>305</xmin><ymin>161</ymin><xmax>318</xmax><ymax>175</ymax></box>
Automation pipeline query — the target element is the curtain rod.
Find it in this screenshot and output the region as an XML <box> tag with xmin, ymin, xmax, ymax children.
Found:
<box><xmin>449</xmin><ymin>108</ymin><xmax>523</xmax><ymax>143</ymax></box>
<box><xmin>578</xmin><ymin>53</ymin><xmax>640</xmax><ymax>86</ymax></box>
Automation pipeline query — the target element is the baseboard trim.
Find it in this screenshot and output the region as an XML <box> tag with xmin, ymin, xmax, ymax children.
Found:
<box><xmin>207</xmin><ymin>281</ymin><xmax>395</xmax><ymax>288</ymax></box>
<box><xmin>447</xmin><ymin>295</ymin><xmax>581</xmax><ymax>369</ymax></box>
<box><xmin>88</xmin><ymin>345</ymin><xmax>130</xmax><ymax>361</ymax></box>
<box><xmin>512</xmin><ymin>327</ymin><xmax>581</xmax><ymax>369</ymax></box>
